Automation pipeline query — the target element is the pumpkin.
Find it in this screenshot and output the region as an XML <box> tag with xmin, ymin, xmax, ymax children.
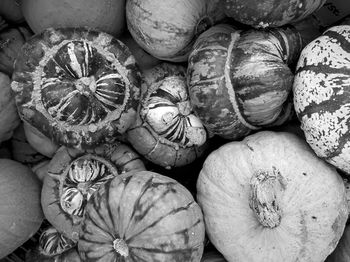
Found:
<box><xmin>0</xmin><ymin>159</ymin><xmax>44</xmax><ymax>258</ymax></box>
<box><xmin>187</xmin><ymin>24</ymin><xmax>302</xmax><ymax>140</ymax></box>
<box><xmin>41</xmin><ymin>142</ymin><xmax>146</xmax><ymax>241</ymax></box>
<box><xmin>126</xmin><ymin>0</ymin><xmax>225</xmax><ymax>62</ymax></box>
<box><xmin>127</xmin><ymin>63</ymin><xmax>208</xmax><ymax>169</ymax></box>
<box><xmin>0</xmin><ymin>0</ymin><xmax>24</xmax><ymax>24</ymax></box>
<box><xmin>0</xmin><ymin>72</ymin><xmax>20</xmax><ymax>143</ymax></box>
<box><xmin>197</xmin><ymin>131</ymin><xmax>348</xmax><ymax>262</ymax></box>
<box><xmin>26</xmin><ymin>247</ymin><xmax>82</xmax><ymax>262</ymax></box>
<box><xmin>78</xmin><ymin>170</ymin><xmax>205</xmax><ymax>261</ymax></box>
<box><xmin>11</xmin><ymin>27</ymin><xmax>141</xmax><ymax>150</ymax></box>
<box><xmin>293</xmin><ymin>25</ymin><xmax>350</xmax><ymax>174</ymax></box>
<box><xmin>20</xmin><ymin>0</ymin><xmax>125</xmax><ymax>37</ymax></box>
<box><xmin>224</xmin><ymin>0</ymin><xmax>326</xmax><ymax>28</ymax></box>
<box><xmin>201</xmin><ymin>250</ymin><xmax>227</xmax><ymax>262</ymax></box>
<box><xmin>326</xmin><ymin>224</ymin><xmax>350</xmax><ymax>262</ymax></box>
<box><xmin>11</xmin><ymin>123</ymin><xmax>48</xmax><ymax>166</ymax></box>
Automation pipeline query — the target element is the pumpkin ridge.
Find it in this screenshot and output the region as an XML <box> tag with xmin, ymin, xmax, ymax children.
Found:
<box><xmin>323</xmin><ymin>29</ymin><xmax>350</xmax><ymax>54</ymax></box>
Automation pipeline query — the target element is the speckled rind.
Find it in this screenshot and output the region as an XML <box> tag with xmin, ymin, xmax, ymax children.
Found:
<box><xmin>11</xmin><ymin>27</ymin><xmax>141</xmax><ymax>150</ymax></box>
<box><xmin>187</xmin><ymin>24</ymin><xmax>301</xmax><ymax>140</ymax></box>
<box><xmin>224</xmin><ymin>0</ymin><xmax>326</xmax><ymax>28</ymax></box>
<box><xmin>293</xmin><ymin>25</ymin><xmax>350</xmax><ymax>174</ymax></box>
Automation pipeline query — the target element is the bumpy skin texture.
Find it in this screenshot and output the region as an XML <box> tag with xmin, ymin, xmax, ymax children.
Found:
<box><xmin>79</xmin><ymin>170</ymin><xmax>205</xmax><ymax>262</ymax></box>
<box><xmin>224</xmin><ymin>0</ymin><xmax>326</xmax><ymax>28</ymax></box>
<box><xmin>197</xmin><ymin>131</ymin><xmax>348</xmax><ymax>262</ymax></box>
<box><xmin>188</xmin><ymin>24</ymin><xmax>301</xmax><ymax>140</ymax></box>
<box><xmin>41</xmin><ymin>143</ymin><xmax>145</xmax><ymax>241</ymax></box>
<box><xmin>127</xmin><ymin>63</ymin><xmax>208</xmax><ymax>168</ymax></box>
<box><xmin>293</xmin><ymin>25</ymin><xmax>350</xmax><ymax>174</ymax></box>
<box><xmin>126</xmin><ymin>0</ymin><xmax>225</xmax><ymax>62</ymax></box>
<box><xmin>11</xmin><ymin>27</ymin><xmax>141</xmax><ymax>150</ymax></box>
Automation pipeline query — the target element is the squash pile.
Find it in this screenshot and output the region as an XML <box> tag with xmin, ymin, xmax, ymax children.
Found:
<box><xmin>0</xmin><ymin>1</ymin><xmax>349</xmax><ymax>262</ymax></box>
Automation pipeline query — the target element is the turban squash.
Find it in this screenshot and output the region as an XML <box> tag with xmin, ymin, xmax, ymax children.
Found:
<box><xmin>197</xmin><ymin>131</ymin><xmax>348</xmax><ymax>262</ymax></box>
<box><xmin>11</xmin><ymin>27</ymin><xmax>141</xmax><ymax>150</ymax></box>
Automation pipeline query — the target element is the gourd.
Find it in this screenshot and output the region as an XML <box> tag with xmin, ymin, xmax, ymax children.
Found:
<box><xmin>293</xmin><ymin>25</ymin><xmax>350</xmax><ymax>174</ymax></box>
<box><xmin>21</xmin><ymin>0</ymin><xmax>125</xmax><ymax>37</ymax></box>
<box><xmin>79</xmin><ymin>170</ymin><xmax>205</xmax><ymax>261</ymax></box>
<box><xmin>11</xmin><ymin>27</ymin><xmax>141</xmax><ymax>150</ymax></box>
<box><xmin>127</xmin><ymin>63</ymin><xmax>208</xmax><ymax>168</ymax></box>
<box><xmin>41</xmin><ymin>142</ymin><xmax>145</xmax><ymax>241</ymax></box>
<box><xmin>187</xmin><ymin>24</ymin><xmax>302</xmax><ymax>140</ymax></box>
<box><xmin>126</xmin><ymin>0</ymin><xmax>225</xmax><ymax>62</ymax></box>
<box><xmin>0</xmin><ymin>159</ymin><xmax>43</xmax><ymax>258</ymax></box>
<box><xmin>0</xmin><ymin>72</ymin><xmax>20</xmax><ymax>143</ymax></box>
<box><xmin>197</xmin><ymin>131</ymin><xmax>348</xmax><ymax>262</ymax></box>
<box><xmin>224</xmin><ymin>0</ymin><xmax>326</xmax><ymax>28</ymax></box>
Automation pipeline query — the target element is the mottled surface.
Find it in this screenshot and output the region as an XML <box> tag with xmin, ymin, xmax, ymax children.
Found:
<box><xmin>293</xmin><ymin>25</ymin><xmax>350</xmax><ymax>174</ymax></box>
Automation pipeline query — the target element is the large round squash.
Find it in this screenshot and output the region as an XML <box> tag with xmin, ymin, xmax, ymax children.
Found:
<box><xmin>21</xmin><ymin>0</ymin><xmax>125</xmax><ymax>37</ymax></box>
<box><xmin>224</xmin><ymin>0</ymin><xmax>326</xmax><ymax>28</ymax></box>
<box><xmin>293</xmin><ymin>25</ymin><xmax>350</xmax><ymax>174</ymax></box>
<box><xmin>11</xmin><ymin>27</ymin><xmax>141</xmax><ymax>150</ymax></box>
<box><xmin>0</xmin><ymin>159</ymin><xmax>44</xmax><ymax>258</ymax></box>
<box><xmin>187</xmin><ymin>24</ymin><xmax>302</xmax><ymax>140</ymax></box>
<box><xmin>79</xmin><ymin>170</ymin><xmax>205</xmax><ymax>261</ymax></box>
<box><xmin>126</xmin><ymin>0</ymin><xmax>225</xmax><ymax>62</ymax></box>
<box><xmin>197</xmin><ymin>131</ymin><xmax>348</xmax><ymax>262</ymax></box>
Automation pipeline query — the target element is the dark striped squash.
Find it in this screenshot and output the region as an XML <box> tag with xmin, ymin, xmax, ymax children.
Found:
<box><xmin>224</xmin><ymin>0</ymin><xmax>326</xmax><ymax>28</ymax></box>
<box><xmin>41</xmin><ymin>142</ymin><xmax>145</xmax><ymax>241</ymax></box>
<box><xmin>79</xmin><ymin>170</ymin><xmax>205</xmax><ymax>261</ymax></box>
<box><xmin>127</xmin><ymin>63</ymin><xmax>208</xmax><ymax>168</ymax></box>
<box><xmin>11</xmin><ymin>27</ymin><xmax>141</xmax><ymax>150</ymax></box>
<box><xmin>187</xmin><ymin>24</ymin><xmax>302</xmax><ymax>140</ymax></box>
<box><xmin>293</xmin><ymin>25</ymin><xmax>350</xmax><ymax>174</ymax></box>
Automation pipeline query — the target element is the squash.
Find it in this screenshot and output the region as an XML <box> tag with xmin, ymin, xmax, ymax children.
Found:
<box><xmin>11</xmin><ymin>27</ymin><xmax>141</xmax><ymax>150</ymax></box>
<box><xmin>326</xmin><ymin>224</ymin><xmax>350</xmax><ymax>262</ymax></box>
<box><xmin>0</xmin><ymin>159</ymin><xmax>43</xmax><ymax>258</ymax></box>
<box><xmin>0</xmin><ymin>24</ymin><xmax>32</xmax><ymax>76</ymax></box>
<box><xmin>0</xmin><ymin>72</ymin><xmax>20</xmax><ymax>143</ymax></box>
<box><xmin>197</xmin><ymin>131</ymin><xmax>348</xmax><ymax>262</ymax></box>
<box><xmin>79</xmin><ymin>170</ymin><xmax>205</xmax><ymax>261</ymax></box>
<box><xmin>126</xmin><ymin>0</ymin><xmax>225</xmax><ymax>62</ymax></box>
<box><xmin>187</xmin><ymin>24</ymin><xmax>302</xmax><ymax>140</ymax></box>
<box><xmin>41</xmin><ymin>142</ymin><xmax>145</xmax><ymax>241</ymax></box>
<box><xmin>0</xmin><ymin>0</ymin><xmax>24</xmax><ymax>24</ymax></box>
<box><xmin>26</xmin><ymin>247</ymin><xmax>82</xmax><ymax>262</ymax></box>
<box><xmin>127</xmin><ymin>63</ymin><xmax>208</xmax><ymax>168</ymax></box>
<box><xmin>224</xmin><ymin>0</ymin><xmax>326</xmax><ymax>28</ymax></box>
<box><xmin>20</xmin><ymin>0</ymin><xmax>125</xmax><ymax>37</ymax></box>
<box><xmin>293</xmin><ymin>25</ymin><xmax>350</xmax><ymax>174</ymax></box>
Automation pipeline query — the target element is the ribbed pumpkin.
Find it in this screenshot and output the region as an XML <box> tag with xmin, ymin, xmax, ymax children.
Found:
<box><xmin>126</xmin><ymin>0</ymin><xmax>225</xmax><ymax>62</ymax></box>
<box><xmin>0</xmin><ymin>159</ymin><xmax>44</xmax><ymax>259</ymax></box>
<box><xmin>224</xmin><ymin>0</ymin><xmax>326</xmax><ymax>28</ymax></box>
<box><xmin>127</xmin><ymin>63</ymin><xmax>208</xmax><ymax>168</ymax></box>
<box><xmin>197</xmin><ymin>131</ymin><xmax>348</xmax><ymax>262</ymax></box>
<box><xmin>187</xmin><ymin>24</ymin><xmax>302</xmax><ymax>140</ymax></box>
<box><xmin>326</xmin><ymin>225</ymin><xmax>350</xmax><ymax>262</ymax></box>
<box><xmin>0</xmin><ymin>72</ymin><xmax>20</xmax><ymax>143</ymax></box>
<box><xmin>293</xmin><ymin>25</ymin><xmax>350</xmax><ymax>174</ymax></box>
<box><xmin>11</xmin><ymin>27</ymin><xmax>141</xmax><ymax>150</ymax></box>
<box><xmin>41</xmin><ymin>142</ymin><xmax>145</xmax><ymax>241</ymax></box>
<box><xmin>21</xmin><ymin>0</ymin><xmax>125</xmax><ymax>37</ymax></box>
<box><xmin>79</xmin><ymin>170</ymin><xmax>205</xmax><ymax>261</ymax></box>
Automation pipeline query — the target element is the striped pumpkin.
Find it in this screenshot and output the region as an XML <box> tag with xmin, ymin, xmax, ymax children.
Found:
<box><xmin>187</xmin><ymin>24</ymin><xmax>302</xmax><ymax>140</ymax></box>
<box><xmin>224</xmin><ymin>0</ymin><xmax>326</xmax><ymax>28</ymax></box>
<box><xmin>41</xmin><ymin>142</ymin><xmax>145</xmax><ymax>241</ymax></box>
<box><xmin>293</xmin><ymin>25</ymin><xmax>350</xmax><ymax>174</ymax></box>
<box><xmin>78</xmin><ymin>170</ymin><xmax>205</xmax><ymax>261</ymax></box>
<box><xmin>127</xmin><ymin>63</ymin><xmax>208</xmax><ymax>168</ymax></box>
<box><xmin>11</xmin><ymin>27</ymin><xmax>141</xmax><ymax>150</ymax></box>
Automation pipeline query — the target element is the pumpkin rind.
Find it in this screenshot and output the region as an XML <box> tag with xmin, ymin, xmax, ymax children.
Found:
<box><xmin>11</xmin><ymin>27</ymin><xmax>141</xmax><ymax>150</ymax></box>
<box><xmin>224</xmin><ymin>0</ymin><xmax>326</xmax><ymax>28</ymax></box>
<box><xmin>41</xmin><ymin>142</ymin><xmax>145</xmax><ymax>241</ymax></box>
<box><xmin>197</xmin><ymin>131</ymin><xmax>348</xmax><ymax>262</ymax></box>
<box><xmin>79</xmin><ymin>170</ymin><xmax>205</xmax><ymax>262</ymax></box>
<box><xmin>127</xmin><ymin>63</ymin><xmax>208</xmax><ymax>168</ymax></box>
<box><xmin>187</xmin><ymin>24</ymin><xmax>301</xmax><ymax>140</ymax></box>
<box><xmin>293</xmin><ymin>25</ymin><xmax>350</xmax><ymax>174</ymax></box>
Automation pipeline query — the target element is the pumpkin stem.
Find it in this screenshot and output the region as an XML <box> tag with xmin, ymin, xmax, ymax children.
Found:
<box><xmin>113</xmin><ymin>238</ymin><xmax>129</xmax><ymax>258</ymax></box>
<box><xmin>249</xmin><ymin>168</ymin><xmax>285</xmax><ymax>228</ymax></box>
<box><xmin>177</xmin><ymin>100</ymin><xmax>192</xmax><ymax>116</ymax></box>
